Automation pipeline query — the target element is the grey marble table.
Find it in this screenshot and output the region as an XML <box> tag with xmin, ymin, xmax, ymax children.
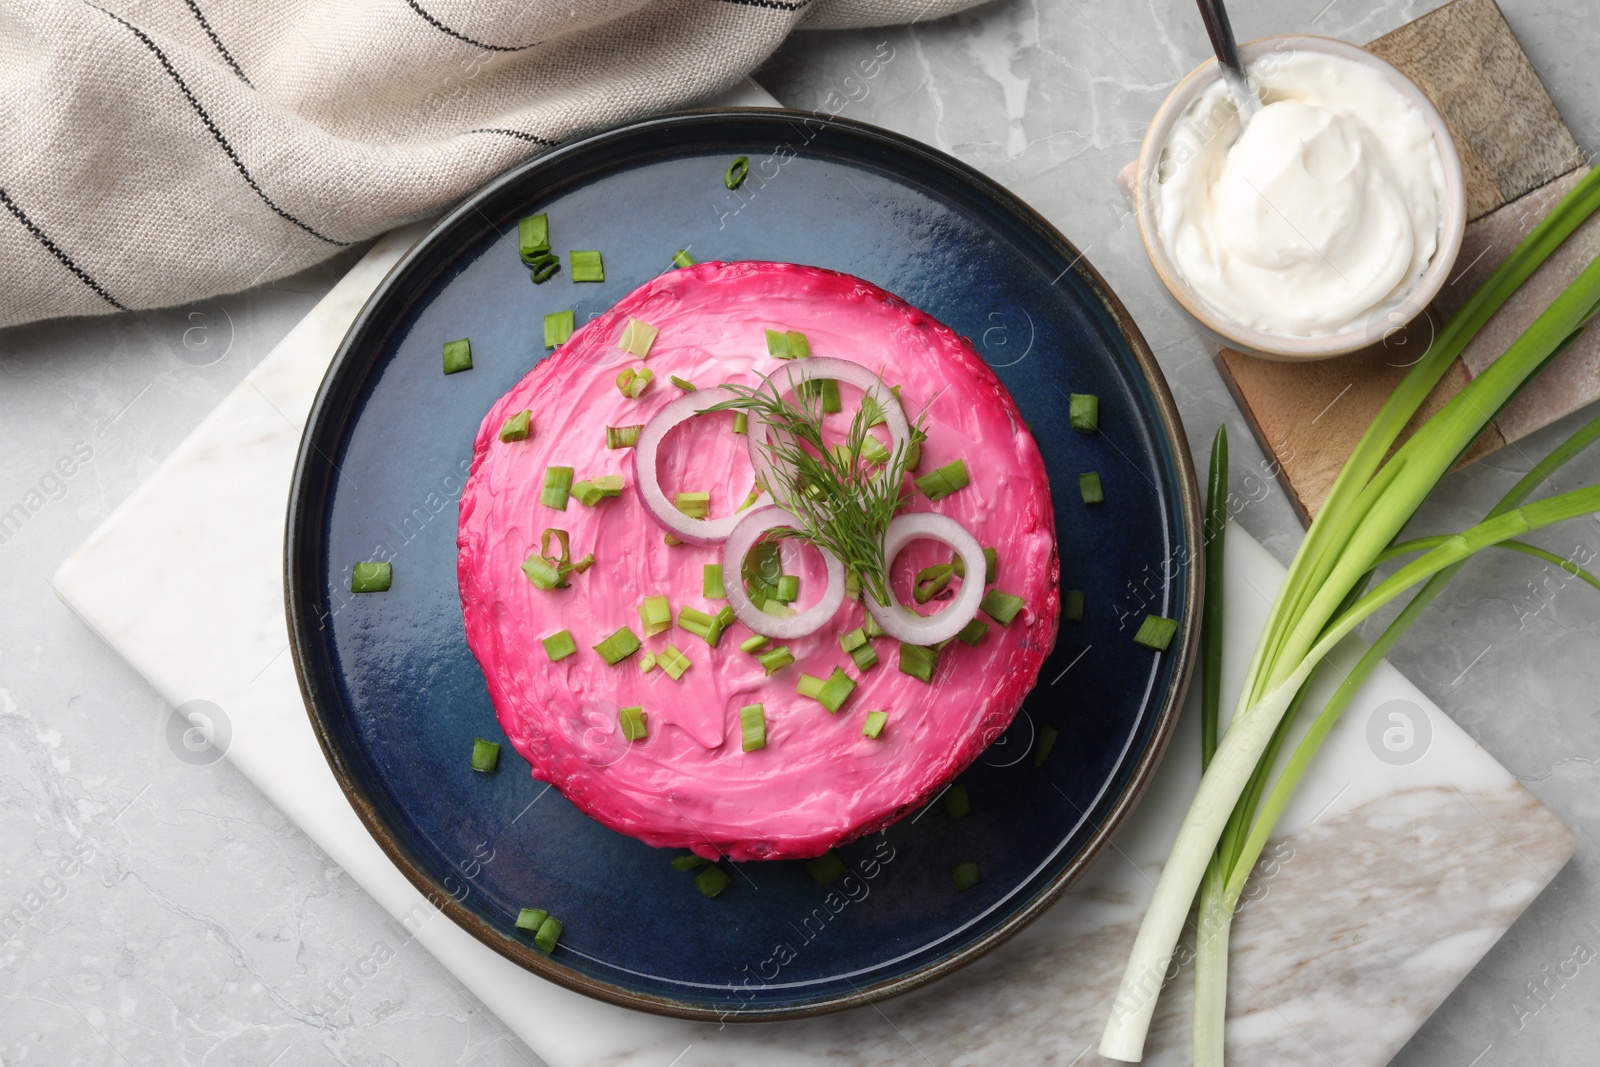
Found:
<box><xmin>2</xmin><ymin>2</ymin><xmax>1596</xmax><ymax>1064</ymax></box>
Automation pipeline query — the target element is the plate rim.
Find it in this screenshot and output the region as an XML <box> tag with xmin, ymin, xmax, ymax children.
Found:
<box><xmin>284</xmin><ymin>106</ymin><xmax>1203</xmax><ymax>1022</ymax></box>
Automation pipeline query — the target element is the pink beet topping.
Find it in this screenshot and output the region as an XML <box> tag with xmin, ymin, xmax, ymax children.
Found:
<box><xmin>458</xmin><ymin>261</ymin><xmax>1058</xmax><ymax>861</ymax></box>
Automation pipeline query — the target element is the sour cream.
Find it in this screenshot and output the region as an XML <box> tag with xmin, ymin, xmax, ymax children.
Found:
<box><xmin>1155</xmin><ymin>49</ymin><xmax>1445</xmax><ymax>337</ymax></box>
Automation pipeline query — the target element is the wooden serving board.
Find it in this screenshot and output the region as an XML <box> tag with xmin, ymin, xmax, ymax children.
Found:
<box><xmin>1215</xmin><ymin>0</ymin><xmax>1597</xmax><ymax>522</ymax></box>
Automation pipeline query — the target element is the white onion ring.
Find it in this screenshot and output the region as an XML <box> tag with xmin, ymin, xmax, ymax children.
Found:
<box><xmin>747</xmin><ymin>357</ymin><xmax>911</xmax><ymax>499</ymax></box>
<box><xmin>722</xmin><ymin>506</ymin><xmax>847</xmax><ymax>639</ymax></box>
<box><xmin>633</xmin><ymin>386</ymin><xmax>755</xmax><ymax>545</ymax></box>
<box><xmin>864</xmin><ymin>512</ymin><xmax>987</xmax><ymax>645</ymax></box>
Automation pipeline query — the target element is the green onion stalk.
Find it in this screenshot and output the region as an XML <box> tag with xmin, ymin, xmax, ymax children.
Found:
<box><xmin>1190</xmin><ymin>408</ymin><xmax>1600</xmax><ymax>1064</ymax></box>
<box><xmin>1193</xmin><ymin>425</ymin><xmax>1231</xmax><ymax>1066</ymax></box>
<box><xmin>1102</xmin><ymin>165</ymin><xmax>1600</xmax><ymax>1063</ymax></box>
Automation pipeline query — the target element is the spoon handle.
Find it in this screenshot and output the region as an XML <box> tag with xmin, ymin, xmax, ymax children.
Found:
<box><xmin>1194</xmin><ymin>0</ymin><xmax>1261</xmax><ymax>117</ymax></box>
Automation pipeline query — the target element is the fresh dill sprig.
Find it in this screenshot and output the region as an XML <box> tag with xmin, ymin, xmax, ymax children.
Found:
<box><xmin>699</xmin><ymin>372</ymin><xmax>924</xmax><ymax>607</ymax></box>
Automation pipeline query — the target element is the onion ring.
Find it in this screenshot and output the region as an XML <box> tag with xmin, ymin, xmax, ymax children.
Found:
<box><xmin>722</xmin><ymin>506</ymin><xmax>847</xmax><ymax>639</ymax></box>
<box><xmin>747</xmin><ymin>357</ymin><xmax>911</xmax><ymax>498</ymax></box>
<box><xmin>632</xmin><ymin>386</ymin><xmax>754</xmax><ymax>545</ymax></box>
<box><xmin>864</xmin><ymin>512</ymin><xmax>987</xmax><ymax>645</ymax></box>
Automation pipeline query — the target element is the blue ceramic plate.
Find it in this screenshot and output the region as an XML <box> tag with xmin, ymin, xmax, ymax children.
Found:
<box><xmin>287</xmin><ymin>110</ymin><xmax>1200</xmax><ymax>1021</ymax></box>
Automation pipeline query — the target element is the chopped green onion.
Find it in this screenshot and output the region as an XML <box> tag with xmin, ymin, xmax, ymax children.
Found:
<box><xmin>732</xmin><ymin>412</ymin><xmax>748</xmax><ymax>435</ymax></box>
<box><xmin>797</xmin><ymin>377</ymin><xmax>840</xmax><ymax>412</ymax></box>
<box><xmin>606</xmin><ymin>425</ymin><xmax>643</xmax><ymax>449</ymax></box>
<box><xmin>805</xmin><ymin>852</ymin><xmax>846</xmax><ymax>885</ymax></box>
<box><xmin>517</xmin><ymin>214</ymin><xmax>550</xmax><ymax>261</ymax></box>
<box><xmin>1069</xmin><ymin>393</ymin><xmax>1100</xmax><ymax>433</ymax></box>
<box><xmin>951</xmin><ymin>547</ymin><xmax>998</xmax><ymax>584</ymax></box>
<box><xmin>1063</xmin><ymin>589</ymin><xmax>1085</xmax><ymax>622</ymax></box>
<box><xmin>673</xmin><ymin>249</ymin><xmax>695</xmax><ymax>268</ymax></box>
<box><xmin>659</xmin><ymin>645</ymin><xmax>691</xmax><ymax>680</ymax></box>
<box><xmin>671</xmin><ymin>853</ymin><xmax>709</xmax><ymax>871</ymax></box>
<box><xmin>618</xmin><ymin>317</ymin><xmax>658</xmax><ymax>358</ymax></box>
<box><xmin>839</xmin><ymin>628</ymin><xmax>868</xmax><ymax>653</ymax></box>
<box><xmin>1133</xmin><ymin>614</ymin><xmax>1178</xmax><ymax>651</ymax></box>
<box><xmin>955</xmin><ymin>618</ymin><xmax>989</xmax><ymax>646</ymax></box>
<box><xmin>570</xmin><ymin>553</ymin><xmax>595</xmax><ymax>574</ymax></box>
<box><xmin>528</xmin><ymin>253</ymin><xmax>560</xmax><ymax>284</ymax></box>
<box><xmin>1033</xmin><ymin>723</ymin><xmax>1059</xmax><ymax>766</ymax></box>
<box><xmin>915</xmin><ymin>459</ymin><xmax>970</xmax><ymax>502</ymax></box>
<box><xmin>572</xmin><ymin>479</ymin><xmax>614</xmax><ymax>508</ymax></box>
<box><xmin>541</xmin><ymin>466</ymin><xmax>574</xmax><ymax>510</ymax></box>
<box><xmin>350</xmin><ymin>561</ymin><xmax>392</xmax><ymax>593</ymax></box>
<box><xmin>898</xmin><ymin>643</ymin><xmax>938</xmax><ymax>683</ymax></box>
<box><xmin>817</xmin><ymin>378</ymin><xmax>841</xmax><ymax>413</ymax></box>
<box><xmin>674</xmin><ymin>491</ymin><xmax>711</xmax><ymax>519</ymax></box>
<box><xmin>744</xmin><ymin>539</ymin><xmax>782</xmax><ymax>585</ymax></box>
<box><xmin>702</xmin><ymin>606</ymin><xmax>735</xmax><ymax>647</ymax></box>
<box><xmin>678</xmin><ymin>604</ymin><xmax>723</xmax><ymax>646</ymax></box>
<box><xmin>1079</xmin><ymin>471</ymin><xmax>1104</xmax><ymax>505</ymax></box>
<box><xmin>859</xmin><ymin>436</ymin><xmax>891</xmax><ymax>466</ymax></box>
<box><xmin>470</xmin><ymin>738</ymin><xmax>500</xmax><ymax>773</ymax></box>
<box><xmin>944</xmin><ymin>783</ymin><xmax>970</xmax><ymax>818</ymax></box>
<box><xmin>570</xmin><ymin>250</ymin><xmax>604</xmax><ymax>282</ymax></box>
<box><xmin>863</xmin><ymin>613</ymin><xmax>886</xmax><ymax>639</ymax></box>
<box><xmin>534</xmin><ymin>915</ymin><xmax>563</xmax><ymax>953</ymax></box>
<box><xmin>619</xmin><ymin>705</ymin><xmax>648</xmax><ymax>741</ymax></box>
<box><xmin>703</xmin><ymin>564</ymin><xmax>725</xmax><ymax>599</ymax></box>
<box><xmin>542</xmin><ymin>630</ymin><xmax>577</xmax><ymax>661</ymax></box>
<box><xmin>678</xmin><ymin>605</ymin><xmax>715</xmax><ymax>639</ymax></box>
<box><xmin>913</xmin><ymin>563</ymin><xmax>954</xmax><ymax>603</ymax></box>
<box><xmin>761</xmin><ymin>599</ymin><xmax>794</xmax><ymax>617</ymax></box>
<box><xmin>442</xmin><ymin>338</ymin><xmax>472</xmax><ymax>375</ymax></box>
<box><xmin>796</xmin><ymin>673</ymin><xmax>825</xmax><ymax>699</ymax></box>
<box><xmin>739</xmin><ymin>634</ymin><xmax>770</xmax><ymax>654</ymax></box>
<box><xmin>862</xmin><ymin>710</ymin><xmax>888</xmax><ymax>739</ymax></box>
<box><xmin>639</xmin><ymin>651</ymin><xmax>658</xmax><ymax>674</ymax></box>
<box><xmin>521</xmin><ymin>554</ymin><xmax>564</xmax><ymax>591</ymax></box>
<box><xmin>638</xmin><ymin>595</ymin><xmax>672</xmax><ymax>637</ymax></box>
<box><xmin>543</xmin><ymin>309</ymin><xmax>575</xmax><ymax>349</ymax></box>
<box><xmin>774</xmin><ymin>574</ymin><xmax>800</xmax><ymax>602</ymax></box>
<box><xmin>592</xmin><ymin>627</ymin><xmax>641</xmax><ymax>664</ymax></box>
<box><xmin>849</xmin><ymin>643</ymin><xmax>879</xmax><ymax>671</ymax></box>
<box><xmin>616</xmin><ymin>366</ymin><xmax>654</xmax><ymax>399</ymax></box>
<box><xmin>664</xmin><ymin>533</ymin><xmax>682</xmax><ymax>546</ymax></box>
<box><xmin>670</xmin><ymin>375</ymin><xmax>696</xmax><ymax>392</ymax></box>
<box><xmin>695</xmin><ymin>864</ymin><xmax>730</xmax><ymax>898</ymax></box>
<box><xmin>740</xmin><ymin>703</ymin><xmax>767</xmax><ymax>752</ymax></box>
<box><xmin>814</xmin><ymin>667</ymin><xmax>856</xmax><ymax>713</ymax></box>
<box><xmin>951</xmin><ymin>862</ymin><xmax>981</xmax><ymax>891</ymax></box>
<box><xmin>515</xmin><ymin>908</ymin><xmax>547</xmax><ymax>933</ymax></box>
<box><xmin>725</xmin><ymin>156</ymin><xmax>750</xmax><ymax>190</ymax></box>
<box><xmin>862</xmin><ymin>395</ymin><xmax>887</xmax><ymax>428</ymax></box>
<box><xmin>540</xmin><ymin>528</ymin><xmax>570</xmax><ymax>567</ymax></box>
<box><xmin>765</xmin><ymin>328</ymin><xmax>810</xmax><ymax>359</ymax></box>
<box><xmin>499</xmin><ymin>410</ymin><xmax>532</xmax><ymax>442</ymax></box>
<box><xmin>981</xmin><ymin>589</ymin><xmax>1026</xmax><ymax>626</ymax></box>
<box><xmin>758</xmin><ymin>646</ymin><xmax>794</xmax><ymax>674</ymax></box>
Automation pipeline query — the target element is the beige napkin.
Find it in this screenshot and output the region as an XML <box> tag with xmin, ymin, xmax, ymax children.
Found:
<box><xmin>0</xmin><ymin>0</ymin><xmax>977</xmax><ymax>329</ymax></box>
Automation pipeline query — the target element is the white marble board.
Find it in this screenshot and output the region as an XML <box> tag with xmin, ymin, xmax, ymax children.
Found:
<box><xmin>50</xmin><ymin>104</ymin><xmax>1574</xmax><ymax>1066</ymax></box>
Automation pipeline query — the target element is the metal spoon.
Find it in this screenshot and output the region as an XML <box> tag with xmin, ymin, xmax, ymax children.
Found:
<box><xmin>1195</xmin><ymin>0</ymin><xmax>1262</xmax><ymax>122</ymax></box>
